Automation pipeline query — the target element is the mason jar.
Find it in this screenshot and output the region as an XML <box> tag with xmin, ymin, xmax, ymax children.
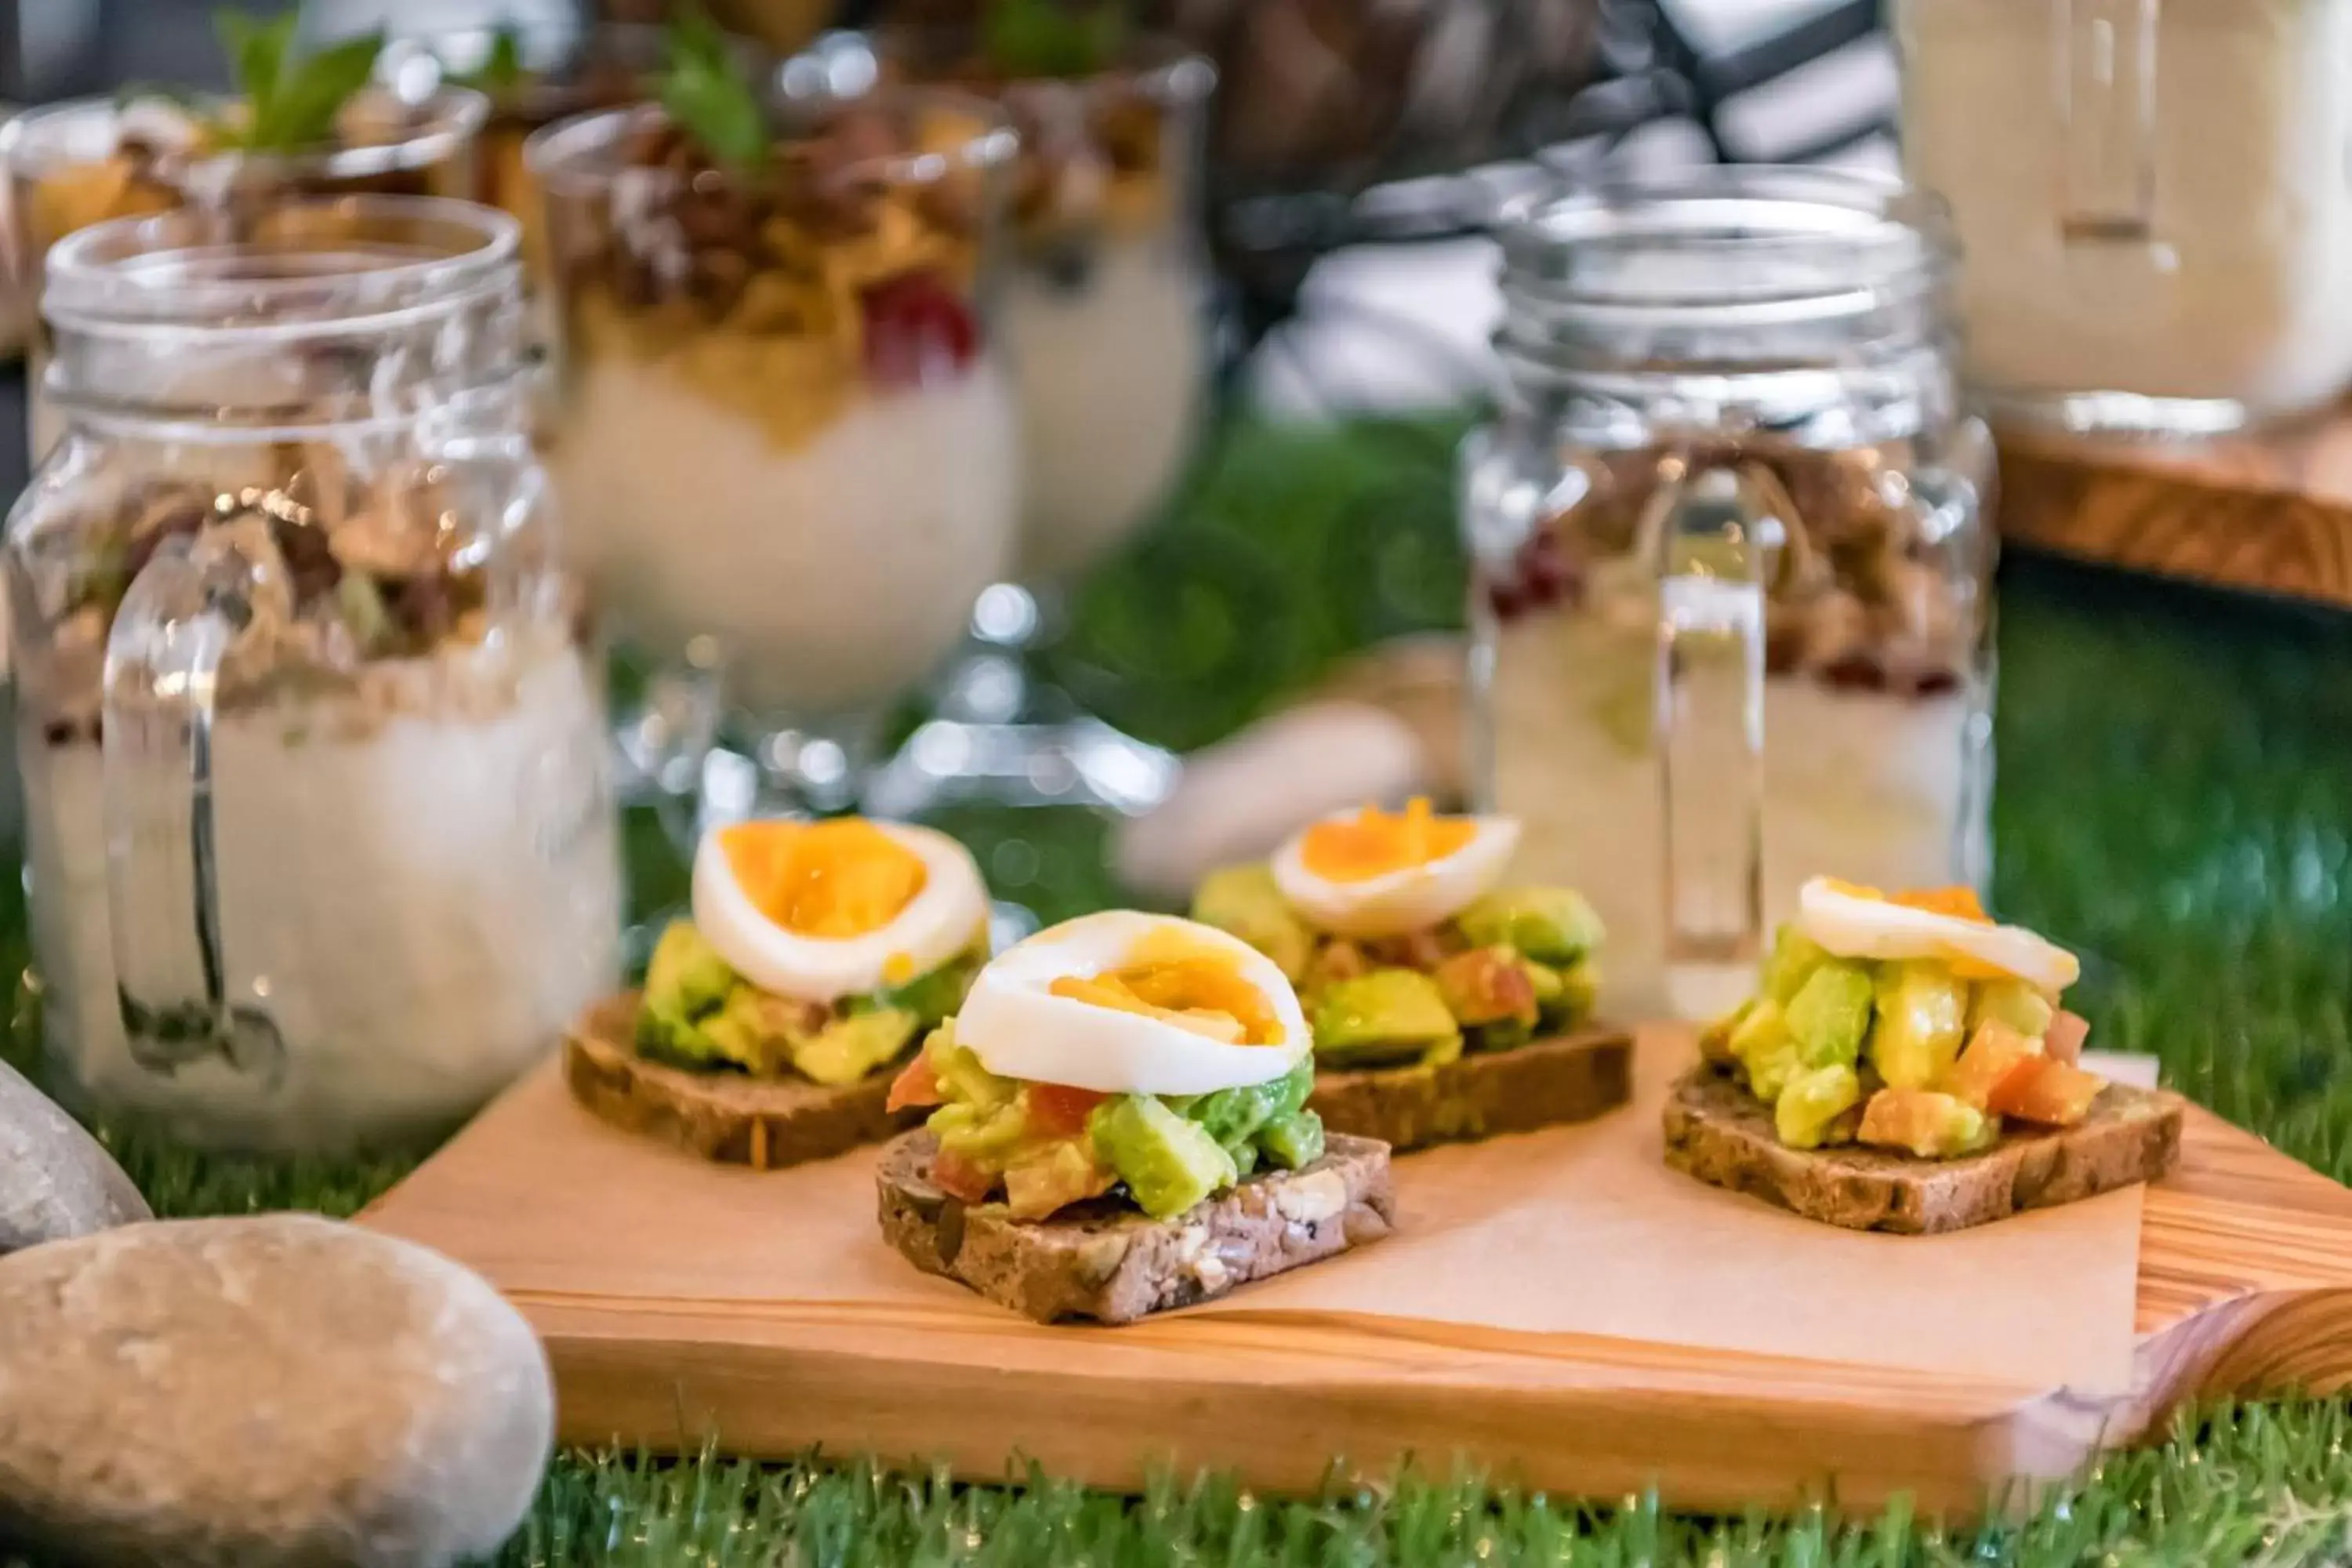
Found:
<box><xmin>7</xmin><ymin>197</ymin><xmax>621</xmax><ymax>1152</ymax></box>
<box><xmin>1896</xmin><ymin>0</ymin><xmax>2352</xmax><ymax>435</ymax></box>
<box><xmin>1462</xmin><ymin>168</ymin><xmax>1997</xmax><ymax>1019</ymax></box>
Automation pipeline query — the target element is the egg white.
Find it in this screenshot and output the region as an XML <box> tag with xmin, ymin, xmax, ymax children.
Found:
<box><xmin>691</xmin><ymin>821</ymin><xmax>989</xmax><ymax>1004</ymax></box>
<box><xmin>1795</xmin><ymin>877</ymin><xmax>2079</xmax><ymax>995</ymax></box>
<box><xmin>1269</xmin><ymin>812</ymin><xmax>1521</xmax><ymax>938</ymax></box>
<box><xmin>954</xmin><ymin>911</ymin><xmax>1312</xmax><ymax>1095</ymax></box>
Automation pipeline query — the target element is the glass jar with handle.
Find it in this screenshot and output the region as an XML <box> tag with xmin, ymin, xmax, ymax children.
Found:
<box><xmin>8</xmin><ymin>196</ymin><xmax>621</xmax><ymax>1152</ymax></box>
<box><xmin>1461</xmin><ymin>168</ymin><xmax>1996</xmax><ymax>1020</ymax></box>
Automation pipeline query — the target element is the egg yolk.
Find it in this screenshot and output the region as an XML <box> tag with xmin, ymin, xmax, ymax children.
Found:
<box><xmin>1825</xmin><ymin>879</ymin><xmax>1991</xmax><ymax>924</ymax></box>
<box><xmin>721</xmin><ymin>819</ymin><xmax>927</xmax><ymax>938</ymax></box>
<box><xmin>1050</xmin><ymin>954</ymin><xmax>1283</xmax><ymax>1047</ymax></box>
<box><xmin>1299</xmin><ymin>797</ymin><xmax>1476</xmax><ymax>883</ymax></box>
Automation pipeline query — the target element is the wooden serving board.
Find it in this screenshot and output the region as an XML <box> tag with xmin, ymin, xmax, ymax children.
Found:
<box><xmin>361</xmin><ymin>1032</ymin><xmax>2352</xmax><ymax>1519</ymax></box>
<box><xmin>1998</xmin><ymin>406</ymin><xmax>2352</xmax><ymax>606</ymax></box>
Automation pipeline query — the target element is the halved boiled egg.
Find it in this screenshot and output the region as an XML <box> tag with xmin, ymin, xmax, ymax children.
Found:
<box><xmin>955</xmin><ymin>911</ymin><xmax>1311</xmax><ymax>1095</ymax></box>
<box><xmin>691</xmin><ymin>817</ymin><xmax>988</xmax><ymax>1003</ymax></box>
<box><xmin>1795</xmin><ymin>877</ymin><xmax>2079</xmax><ymax>996</ymax></box>
<box><xmin>1269</xmin><ymin>798</ymin><xmax>1520</xmax><ymax>938</ymax></box>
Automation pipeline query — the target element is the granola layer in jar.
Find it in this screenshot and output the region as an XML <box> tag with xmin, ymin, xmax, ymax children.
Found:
<box><xmin>10</xmin><ymin>198</ymin><xmax>620</xmax><ymax>1152</ymax></box>
<box><xmin>529</xmin><ymin>90</ymin><xmax>1021</xmax><ymax>723</ymax></box>
<box><xmin>1462</xmin><ymin>170</ymin><xmax>1996</xmax><ymax>1018</ymax></box>
<box><xmin>864</xmin><ymin>27</ymin><xmax>1217</xmax><ymax>581</ymax></box>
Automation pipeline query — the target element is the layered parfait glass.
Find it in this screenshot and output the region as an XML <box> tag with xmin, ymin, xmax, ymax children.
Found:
<box><xmin>528</xmin><ymin>82</ymin><xmax>1023</xmax><ymax>815</ymax></box>
<box><xmin>837</xmin><ymin>27</ymin><xmax>1216</xmax><ymax>816</ymax></box>
<box><xmin>9</xmin><ymin>198</ymin><xmax>622</xmax><ymax>1152</ymax></box>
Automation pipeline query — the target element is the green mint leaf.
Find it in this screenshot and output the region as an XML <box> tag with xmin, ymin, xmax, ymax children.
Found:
<box><xmin>249</xmin><ymin>30</ymin><xmax>384</xmax><ymax>151</ymax></box>
<box><xmin>659</xmin><ymin>9</ymin><xmax>766</xmax><ymax>171</ymax></box>
<box><xmin>983</xmin><ymin>0</ymin><xmax>1123</xmax><ymax>78</ymax></box>
<box><xmin>216</xmin><ymin>9</ymin><xmax>290</xmax><ymax>108</ymax></box>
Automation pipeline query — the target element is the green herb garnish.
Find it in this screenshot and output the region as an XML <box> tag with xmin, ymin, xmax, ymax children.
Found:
<box><xmin>453</xmin><ymin>25</ymin><xmax>528</xmax><ymax>96</ymax></box>
<box><xmin>659</xmin><ymin>9</ymin><xmax>767</xmax><ymax>172</ymax></box>
<box><xmin>982</xmin><ymin>0</ymin><xmax>1126</xmax><ymax>79</ymax></box>
<box><xmin>206</xmin><ymin>10</ymin><xmax>386</xmax><ymax>153</ymax></box>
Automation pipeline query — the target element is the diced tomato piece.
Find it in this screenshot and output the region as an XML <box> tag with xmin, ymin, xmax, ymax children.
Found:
<box><xmin>1432</xmin><ymin>947</ymin><xmax>1540</xmax><ymax>1027</ymax></box>
<box><xmin>1025</xmin><ymin>1082</ymin><xmax>1109</xmax><ymax>1138</ymax></box>
<box><xmin>1857</xmin><ymin>1087</ymin><xmax>1982</xmax><ymax>1158</ymax></box>
<box><xmin>929</xmin><ymin>1149</ymin><xmax>995</xmax><ymax>1203</ymax></box>
<box><xmin>1989</xmin><ymin>1057</ymin><xmax>2105</xmax><ymax>1127</ymax></box>
<box><xmin>884</xmin><ymin>1054</ymin><xmax>943</xmax><ymax>1113</ymax></box>
<box><xmin>1943</xmin><ymin>1020</ymin><xmax>2043</xmax><ymax>1111</ymax></box>
<box><xmin>2045</xmin><ymin>1009</ymin><xmax>2090</xmax><ymax>1065</ymax></box>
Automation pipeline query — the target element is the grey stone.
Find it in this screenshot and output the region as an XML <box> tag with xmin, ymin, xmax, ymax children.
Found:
<box><xmin>0</xmin><ymin>1214</ymin><xmax>553</xmax><ymax>1567</ymax></box>
<box><xmin>0</xmin><ymin>1057</ymin><xmax>149</xmax><ymax>1254</ymax></box>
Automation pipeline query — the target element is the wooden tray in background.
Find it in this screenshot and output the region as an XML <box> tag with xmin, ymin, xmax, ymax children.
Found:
<box><xmin>360</xmin><ymin>1033</ymin><xmax>2352</xmax><ymax>1520</ymax></box>
<box><xmin>1999</xmin><ymin>407</ymin><xmax>2352</xmax><ymax>605</ymax></box>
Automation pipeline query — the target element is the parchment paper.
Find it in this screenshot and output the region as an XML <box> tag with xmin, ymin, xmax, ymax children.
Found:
<box><xmin>372</xmin><ymin>1032</ymin><xmax>2154</xmax><ymax>1396</ymax></box>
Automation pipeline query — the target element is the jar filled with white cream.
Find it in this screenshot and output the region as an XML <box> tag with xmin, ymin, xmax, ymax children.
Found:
<box><xmin>1896</xmin><ymin>0</ymin><xmax>2352</xmax><ymax>436</ymax></box>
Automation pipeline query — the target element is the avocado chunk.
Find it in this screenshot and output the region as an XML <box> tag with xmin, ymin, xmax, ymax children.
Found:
<box><xmin>790</xmin><ymin>1007</ymin><xmax>920</xmax><ymax>1087</ymax></box>
<box><xmin>1312</xmin><ymin>969</ymin><xmax>1464</xmax><ymax>1066</ymax></box>
<box><xmin>1870</xmin><ymin>961</ymin><xmax>1969</xmax><ymax>1089</ymax></box>
<box><xmin>643</xmin><ymin>920</ymin><xmax>736</xmax><ymax>1022</ymax></box>
<box><xmin>1775</xmin><ymin>1064</ymin><xmax>1863</xmax><ymax>1149</ymax></box>
<box><xmin>1758</xmin><ymin>924</ymin><xmax>1831</xmax><ymax>1007</ymax></box>
<box><xmin>1783</xmin><ymin>959</ymin><xmax>1874</xmax><ymax>1070</ymax></box>
<box><xmin>1454</xmin><ymin>886</ymin><xmax>1605</xmax><ymax>965</ymax></box>
<box><xmin>1535</xmin><ymin>957</ymin><xmax>1600</xmax><ymax>1029</ymax></box>
<box><xmin>874</xmin><ymin>939</ymin><xmax>987</xmax><ymax>1029</ymax></box>
<box><xmin>693</xmin><ymin>988</ymin><xmax>804</xmax><ymax>1074</ymax></box>
<box><xmin>635</xmin><ymin>1000</ymin><xmax>720</xmax><ymax>1069</ymax></box>
<box><xmin>926</xmin><ymin>1025</ymin><xmax>1018</xmax><ymax>1112</ymax></box>
<box><xmin>1191</xmin><ymin>864</ymin><xmax>1316</xmax><ymax>982</ymax></box>
<box><xmin>1185</xmin><ymin>1058</ymin><xmax>1313</xmax><ymax>1153</ymax></box>
<box><xmin>1967</xmin><ymin>976</ymin><xmax>2056</xmax><ymax>1042</ymax></box>
<box><xmin>1092</xmin><ymin>1094</ymin><xmax>1240</xmax><ymax>1219</ymax></box>
<box><xmin>1258</xmin><ymin>1109</ymin><xmax>1325</xmax><ymax>1171</ymax></box>
<box><xmin>1729</xmin><ymin>998</ymin><xmax>1802</xmax><ymax>1101</ymax></box>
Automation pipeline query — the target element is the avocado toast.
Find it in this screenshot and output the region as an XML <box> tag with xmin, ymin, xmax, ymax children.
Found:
<box><xmin>566</xmin><ymin>818</ymin><xmax>990</xmax><ymax>1169</ymax></box>
<box><xmin>1191</xmin><ymin>801</ymin><xmax>1632</xmax><ymax>1151</ymax></box>
<box><xmin>878</xmin><ymin>912</ymin><xmax>1395</xmax><ymax>1323</ymax></box>
<box><xmin>1667</xmin><ymin>877</ymin><xmax>2184</xmax><ymax>1233</ymax></box>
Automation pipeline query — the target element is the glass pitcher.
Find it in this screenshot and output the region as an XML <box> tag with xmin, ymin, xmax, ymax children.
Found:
<box><xmin>7</xmin><ymin>196</ymin><xmax>622</xmax><ymax>1152</ymax></box>
<box><xmin>1896</xmin><ymin>0</ymin><xmax>2352</xmax><ymax>435</ymax></box>
<box><xmin>1461</xmin><ymin>168</ymin><xmax>1997</xmax><ymax>1019</ymax></box>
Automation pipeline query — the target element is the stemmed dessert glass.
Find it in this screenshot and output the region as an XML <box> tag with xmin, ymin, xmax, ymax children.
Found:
<box><xmin>7</xmin><ymin>197</ymin><xmax>621</xmax><ymax>1152</ymax></box>
<box><xmin>830</xmin><ymin>28</ymin><xmax>1217</xmax><ymax>821</ymax></box>
<box><xmin>528</xmin><ymin>85</ymin><xmax>1023</xmax><ymax>825</ymax></box>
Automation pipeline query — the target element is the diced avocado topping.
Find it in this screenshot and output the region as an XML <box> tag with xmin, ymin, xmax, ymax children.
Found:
<box><xmin>1312</xmin><ymin>968</ymin><xmax>1462</xmax><ymax>1066</ymax></box>
<box><xmin>643</xmin><ymin>920</ymin><xmax>736</xmax><ymax>1022</ymax></box>
<box><xmin>1967</xmin><ymin>976</ymin><xmax>2056</xmax><ymax>1042</ymax></box>
<box><xmin>1857</xmin><ymin>1087</ymin><xmax>1996</xmax><ymax>1159</ymax></box>
<box><xmin>925</xmin><ymin>1025</ymin><xmax>1018</xmax><ymax>1113</ymax></box>
<box><xmin>1258</xmin><ymin>1109</ymin><xmax>1324</xmax><ymax>1170</ymax></box>
<box><xmin>790</xmin><ymin>1007</ymin><xmax>920</xmax><ymax>1087</ymax></box>
<box><xmin>1184</xmin><ymin>1058</ymin><xmax>1314</xmax><ymax>1156</ymax></box>
<box><xmin>1758</xmin><ymin>925</ymin><xmax>1831</xmax><ymax>1007</ymax></box>
<box><xmin>1870</xmin><ymin>961</ymin><xmax>1969</xmax><ymax>1089</ymax></box>
<box><xmin>872</xmin><ymin>938</ymin><xmax>987</xmax><ymax>1029</ymax></box>
<box><xmin>1783</xmin><ymin>959</ymin><xmax>1874</xmax><ymax>1070</ymax></box>
<box><xmin>1454</xmin><ymin>887</ymin><xmax>1605</xmax><ymax>966</ymax></box>
<box><xmin>1729</xmin><ymin>999</ymin><xmax>1802</xmax><ymax>1102</ymax></box>
<box><xmin>1431</xmin><ymin>947</ymin><xmax>1541</xmax><ymax>1029</ymax></box>
<box><xmin>1776</xmin><ymin>1064</ymin><xmax>1862</xmax><ymax>1150</ymax></box>
<box><xmin>1191</xmin><ymin>863</ymin><xmax>1316</xmax><ymax>982</ymax></box>
<box><xmin>1091</xmin><ymin>1094</ymin><xmax>1240</xmax><ymax>1220</ymax></box>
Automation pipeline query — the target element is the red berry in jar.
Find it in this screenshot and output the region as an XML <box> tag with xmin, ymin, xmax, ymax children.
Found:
<box><xmin>861</xmin><ymin>270</ymin><xmax>979</xmax><ymax>390</ymax></box>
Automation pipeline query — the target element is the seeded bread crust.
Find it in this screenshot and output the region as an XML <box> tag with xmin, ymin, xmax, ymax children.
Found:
<box><xmin>876</xmin><ymin>1131</ymin><xmax>1396</xmax><ymax>1324</ymax></box>
<box><xmin>1662</xmin><ymin>1065</ymin><xmax>2186</xmax><ymax>1234</ymax></box>
<box><xmin>564</xmin><ymin>993</ymin><xmax>918</xmax><ymax>1169</ymax></box>
<box><xmin>1310</xmin><ymin>1025</ymin><xmax>1634</xmax><ymax>1152</ymax></box>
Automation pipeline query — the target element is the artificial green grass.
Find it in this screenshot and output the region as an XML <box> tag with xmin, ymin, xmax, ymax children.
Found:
<box><xmin>13</xmin><ymin>417</ymin><xmax>2352</xmax><ymax>1563</ymax></box>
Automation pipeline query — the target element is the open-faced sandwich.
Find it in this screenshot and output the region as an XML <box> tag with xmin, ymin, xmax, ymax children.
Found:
<box><xmin>877</xmin><ymin>911</ymin><xmax>1394</xmax><ymax>1323</ymax></box>
<box><xmin>1189</xmin><ymin>799</ymin><xmax>1631</xmax><ymax>1150</ymax></box>
<box><xmin>566</xmin><ymin>817</ymin><xmax>989</xmax><ymax>1167</ymax></box>
<box><xmin>1667</xmin><ymin>877</ymin><xmax>2185</xmax><ymax>1233</ymax></box>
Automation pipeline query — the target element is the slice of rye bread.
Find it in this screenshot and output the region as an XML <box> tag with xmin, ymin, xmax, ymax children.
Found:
<box><xmin>877</xmin><ymin>1131</ymin><xmax>1396</xmax><ymax>1323</ymax></box>
<box><xmin>1310</xmin><ymin>1025</ymin><xmax>1634</xmax><ymax>1151</ymax></box>
<box><xmin>564</xmin><ymin>993</ymin><xmax>919</xmax><ymax>1170</ymax></box>
<box><xmin>1661</xmin><ymin>1065</ymin><xmax>2187</xmax><ymax>1234</ymax></box>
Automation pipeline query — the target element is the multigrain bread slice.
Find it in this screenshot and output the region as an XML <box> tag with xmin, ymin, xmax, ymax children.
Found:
<box><xmin>877</xmin><ymin>1131</ymin><xmax>1396</xmax><ymax>1323</ymax></box>
<box><xmin>564</xmin><ymin>993</ymin><xmax>917</xmax><ymax>1169</ymax></box>
<box><xmin>1662</xmin><ymin>1065</ymin><xmax>2185</xmax><ymax>1234</ymax></box>
<box><xmin>1310</xmin><ymin>1025</ymin><xmax>1634</xmax><ymax>1151</ymax></box>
